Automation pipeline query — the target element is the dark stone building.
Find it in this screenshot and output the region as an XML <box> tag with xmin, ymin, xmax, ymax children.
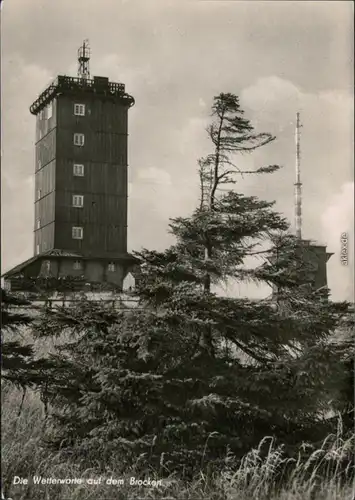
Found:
<box><xmin>3</xmin><ymin>46</ymin><xmax>137</xmax><ymax>292</ymax></box>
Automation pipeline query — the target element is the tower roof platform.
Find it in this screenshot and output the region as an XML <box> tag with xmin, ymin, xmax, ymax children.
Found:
<box><xmin>30</xmin><ymin>75</ymin><xmax>135</xmax><ymax>115</ymax></box>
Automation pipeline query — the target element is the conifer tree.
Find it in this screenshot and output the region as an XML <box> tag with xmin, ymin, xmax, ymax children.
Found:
<box><xmin>2</xmin><ymin>288</ymin><xmax>39</xmax><ymax>388</ymax></box>
<box><xmin>37</xmin><ymin>94</ymin><xmax>351</xmax><ymax>476</ymax></box>
<box><xmin>1</xmin><ymin>288</ymin><xmax>58</xmax><ymax>399</ymax></box>
<box><xmin>329</xmin><ymin>309</ymin><xmax>354</xmax><ymax>433</ymax></box>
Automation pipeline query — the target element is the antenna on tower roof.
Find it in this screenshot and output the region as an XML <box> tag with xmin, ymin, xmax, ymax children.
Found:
<box><xmin>78</xmin><ymin>39</ymin><xmax>91</xmax><ymax>80</ymax></box>
<box><xmin>294</xmin><ymin>112</ymin><xmax>303</xmax><ymax>240</ymax></box>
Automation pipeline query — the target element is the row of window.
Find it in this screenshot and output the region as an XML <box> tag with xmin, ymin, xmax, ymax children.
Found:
<box><xmin>38</xmin><ymin>103</ymin><xmax>85</xmax><ymax>142</ymax></box>
<box><xmin>35</xmin><ymin>223</ymin><xmax>83</xmax><ymax>239</ymax></box>
<box><xmin>72</xmin><ymin>260</ymin><xmax>116</xmax><ymax>271</ymax></box>
<box><xmin>39</xmin><ymin>130</ymin><xmax>117</xmax><ymax>148</ymax></box>
<box><xmin>73</xmin><ymin>104</ymin><xmax>86</xmax><ymax>148</ymax></box>
<box><xmin>38</xmin><ymin>104</ymin><xmax>87</xmax><ymax>241</ymax></box>
<box><xmin>39</xmin><ymin>127</ymin><xmax>84</xmax><ymax>145</ymax></box>
<box><xmin>36</xmin><ymin>164</ymin><xmax>84</xmax><ymax>200</ymax></box>
<box><xmin>39</xmin><ymin>102</ymin><xmax>85</xmax><ymax>121</ymax></box>
<box><xmin>42</xmin><ymin>259</ymin><xmax>116</xmax><ymax>272</ymax></box>
<box><xmin>36</xmin><ymin>225</ymin><xmax>120</xmax><ymax>243</ymax></box>
<box><xmin>35</xmin><ymin>194</ymin><xmax>84</xmax><ymax>220</ymax></box>
<box><xmin>37</xmin><ymin>161</ymin><xmax>84</xmax><ymax>176</ymax></box>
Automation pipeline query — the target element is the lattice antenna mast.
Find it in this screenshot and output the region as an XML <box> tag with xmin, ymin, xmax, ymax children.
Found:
<box><xmin>78</xmin><ymin>40</ymin><xmax>91</xmax><ymax>80</ymax></box>
<box><xmin>294</xmin><ymin>112</ymin><xmax>303</xmax><ymax>240</ymax></box>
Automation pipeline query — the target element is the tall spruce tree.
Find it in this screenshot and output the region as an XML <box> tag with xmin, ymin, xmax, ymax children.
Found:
<box><xmin>36</xmin><ymin>94</ymin><xmax>351</xmax><ymax>476</ymax></box>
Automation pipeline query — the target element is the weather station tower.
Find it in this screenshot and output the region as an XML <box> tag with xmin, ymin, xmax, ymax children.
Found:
<box><xmin>3</xmin><ymin>41</ymin><xmax>137</xmax><ymax>293</ymax></box>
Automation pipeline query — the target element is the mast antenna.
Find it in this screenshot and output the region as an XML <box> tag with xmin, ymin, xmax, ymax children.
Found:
<box><xmin>78</xmin><ymin>39</ymin><xmax>91</xmax><ymax>80</ymax></box>
<box><xmin>294</xmin><ymin>112</ymin><xmax>303</xmax><ymax>240</ymax></box>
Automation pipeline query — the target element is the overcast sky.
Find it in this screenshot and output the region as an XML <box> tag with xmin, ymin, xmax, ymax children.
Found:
<box><xmin>1</xmin><ymin>0</ymin><xmax>353</xmax><ymax>301</ymax></box>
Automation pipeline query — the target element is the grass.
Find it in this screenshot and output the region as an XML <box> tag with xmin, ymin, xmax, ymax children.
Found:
<box><xmin>2</xmin><ymin>384</ymin><xmax>354</xmax><ymax>500</ymax></box>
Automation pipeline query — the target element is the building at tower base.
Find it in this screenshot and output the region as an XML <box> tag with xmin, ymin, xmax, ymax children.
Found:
<box><xmin>3</xmin><ymin>250</ymin><xmax>137</xmax><ymax>293</ymax></box>
<box><xmin>270</xmin><ymin>238</ymin><xmax>333</xmax><ymax>303</ymax></box>
<box><xmin>299</xmin><ymin>239</ymin><xmax>333</xmax><ymax>291</ymax></box>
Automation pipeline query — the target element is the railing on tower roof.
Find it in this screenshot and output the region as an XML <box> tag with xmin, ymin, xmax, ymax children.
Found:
<box><xmin>29</xmin><ymin>75</ymin><xmax>134</xmax><ymax>115</ymax></box>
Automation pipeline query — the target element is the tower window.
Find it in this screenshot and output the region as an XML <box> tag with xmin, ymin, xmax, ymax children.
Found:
<box><xmin>72</xmin><ymin>195</ymin><xmax>84</xmax><ymax>207</ymax></box>
<box><xmin>74</xmin><ymin>133</ymin><xmax>85</xmax><ymax>146</ymax></box>
<box><xmin>44</xmin><ymin>260</ymin><xmax>51</xmax><ymax>272</ymax></box>
<box><xmin>36</xmin><ymin>244</ymin><xmax>40</xmax><ymax>255</ymax></box>
<box><xmin>74</xmin><ymin>104</ymin><xmax>85</xmax><ymax>116</ymax></box>
<box><xmin>36</xmin><ymin>218</ymin><xmax>41</xmax><ymax>229</ymax></box>
<box><xmin>72</xmin><ymin>226</ymin><xmax>83</xmax><ymax>239</ymax></box>
<box><xmin>73</xmin><ymin>163</ymin><xmax>84</xmax><ymax>176</ymax></box>
<box><xmin>107</xmin><ymin>262</ymin><xmax>116</xmax><ymax>272</ymax></box>
<box><xmin>73</xmin><ymin>260</ymin><xmax>83</xmax><ymax>270</ymax></box>
<box><xmin>37</xmin><ymin>189</ymin><xmax>42</xmax><ymax>200</ymax></box>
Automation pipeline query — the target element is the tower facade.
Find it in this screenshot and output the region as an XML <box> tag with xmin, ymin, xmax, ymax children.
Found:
<box><xmin>32</xmin><ymin>75</ymin><xmax>133</xmax><ymax>258</ymax></box>
<box><xmin>3</xmin><ymin>44</ymin><xmax>137</xmax><ymax>291</ymax></box>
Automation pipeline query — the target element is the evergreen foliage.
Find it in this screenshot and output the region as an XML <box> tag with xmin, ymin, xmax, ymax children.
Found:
<box><xmin>328</xmin><ymin>309</ymin><xmax>355</xmax><ymax>432</ymax></box>
<box><xmin>33</xmin><ymin>94</ymin><xmax>352</xmax><ymax>477</ymax></box>
<box><xmin>1</xmin><ymin>288</ymin><xmax>57</xmax><ymax>392</ymax></box>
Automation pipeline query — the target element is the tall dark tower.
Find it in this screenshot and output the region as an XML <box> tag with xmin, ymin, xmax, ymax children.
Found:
<box><xmin>3</xmin><ymin>42</ymin><xmax>136</xmax><ymax>291</ymax></box>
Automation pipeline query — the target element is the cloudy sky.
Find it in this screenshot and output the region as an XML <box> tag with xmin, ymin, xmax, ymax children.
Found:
<box><xmin>1</xmin><ymin>0</ymin><xmax>353</xmax><ymax>301</ymax></box>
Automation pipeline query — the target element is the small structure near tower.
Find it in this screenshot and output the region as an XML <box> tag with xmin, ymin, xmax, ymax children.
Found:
<box><xmin>3</xmin><ymin>41</ymin><xmax>137</xmax><ymax>294</ymax></box>
<box><xmin>271</xmin><ymin>112</ymin><xmax>333</xmax><ymax>301</ymax></box>
<box><xmin>293</xmin><ymin>112</ymin><xmax>332</xmax><ymax>292</ymax></box>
